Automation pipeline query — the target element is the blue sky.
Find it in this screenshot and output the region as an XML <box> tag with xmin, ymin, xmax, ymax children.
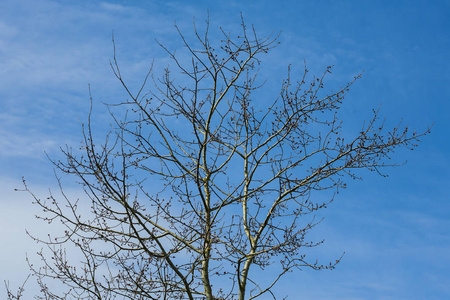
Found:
<box><xmin>0</xmin><ymin>0</ymin><xmax>449</xmax><ymax>299</ymax></box>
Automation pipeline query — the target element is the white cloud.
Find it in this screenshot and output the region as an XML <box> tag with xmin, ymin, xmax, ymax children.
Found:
<box><xmin>0</xmin><ymin>20</ymin><xmax>18</xmax><ymax>39</ymax></box>
<box><xmin>100</xmin><ymin>2</ymin><xmax>129</xmax><ymax>12</ymax></box>
<box><xmin>0</xmin><ymin>177</ymin><xmax>44</xmax><ymax>297</ymax></box>
<box><xmin>0</xmin><ymin>127</ymin><xmax>56</xmax><ymax>158</ymax></box>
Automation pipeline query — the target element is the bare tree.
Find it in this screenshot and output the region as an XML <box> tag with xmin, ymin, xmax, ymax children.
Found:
<box><xmin>7</xmin><ymin>17</ymin><xmax>429</xmax><ymax>299</ymax></box>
